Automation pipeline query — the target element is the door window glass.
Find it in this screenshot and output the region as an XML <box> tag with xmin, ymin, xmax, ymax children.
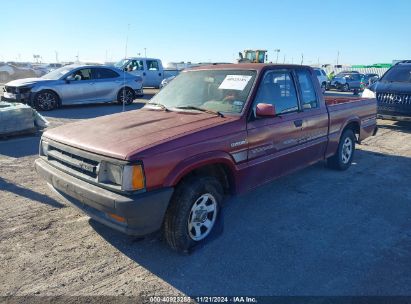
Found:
<box><xmin>146</xmin><ymin>60</ymin><xmax>159</xmax><ymax>71</ymax></box>
<box><xmin>93</xmin><ymin>68</ymin><xmax>119</xmax><ymax>79</ymax></box>
<box><xmin>126</xmin><ymin>60</ymin><xmax>144</xmax><ymax>72</ymax></box>
<box><xmin>253</xmin><ymin>70</ymin><xmax>299</xmax><ymax>115</ymax></box>
<box><xmin>72</xmin><ymin>68</ymin><xmax>92</xmax><ymax>81</ymax></box>
<box><xmin>296</xmin><ymin>69</ymin><xmax>318</xmax><ymax>109</ymax></box>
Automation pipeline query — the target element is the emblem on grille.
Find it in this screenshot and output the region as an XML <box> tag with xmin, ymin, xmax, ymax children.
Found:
<box><xmin>79</xmin><ymin>162</ymin><xmax>95</xmax><ymax>173</ymax></box>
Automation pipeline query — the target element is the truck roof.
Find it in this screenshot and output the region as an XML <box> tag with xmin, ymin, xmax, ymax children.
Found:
<box><xmin>125</xmin><ymin>57</ymin><xmax>161</xmax><ymax>61</ymax></box>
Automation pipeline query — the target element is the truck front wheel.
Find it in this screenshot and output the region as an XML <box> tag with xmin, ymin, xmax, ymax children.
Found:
<box><xmin>327</xmin><ymin>129</ymin><xmax>356</xmax><ymax>170</ymax></box>
<box><xmin>163</xmin><ymin>176</ymin><xmax>223</xmax><ymax>252</ymax></box>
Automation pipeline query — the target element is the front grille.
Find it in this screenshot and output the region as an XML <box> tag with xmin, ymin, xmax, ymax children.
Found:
<box><xmin>377</xmin><ymin>92</ymin><xmax>411</xmax><ymax>105</ymax></box>
<box><xmin>47</xmin><ymin>145</ymin><xmax>99</xmax><ymax>179</ymax></box>
<box><xmin>5</xmin><ymin>86</ymin><xmax>17</xmax><ymax>94</ymax></box>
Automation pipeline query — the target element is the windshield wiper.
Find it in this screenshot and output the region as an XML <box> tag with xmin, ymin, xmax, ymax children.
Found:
<box><xmin>147</xmin><ymin>102</ymin><xmax>169</xmax><ymax>111</ymax></box>
<box><xmin>175</xmin><ymin>106</ymin><xmax>224</xmax><ymax>117</ymax></box>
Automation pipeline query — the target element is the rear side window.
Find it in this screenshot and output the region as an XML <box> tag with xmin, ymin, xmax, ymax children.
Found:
<box><xmin>147</xmin><ymin>60</ymin><xmax>159</xmax><ymax>71</ymax></box>
<box><xmin>93</xmin><ymin>68</ymin><xmax>119</xmax><ymax>79</ymax></box>
<box><xmin>296</xmin><ymin>70</ymin><xmax>318</xmax><ymax>109</ymax></box>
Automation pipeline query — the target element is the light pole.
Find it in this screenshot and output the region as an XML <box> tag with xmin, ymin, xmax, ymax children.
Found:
<box><xmin>274</xmin><ymin>49</ymin><xmax>280</xmax><ymax>63</ymax></box>
<box><xmin>144</xmin><ymin>48</ymin><xmax>147</xmax><ymax>57</ymax></box>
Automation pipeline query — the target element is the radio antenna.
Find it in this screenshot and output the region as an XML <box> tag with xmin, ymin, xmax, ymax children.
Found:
<box><xmin>122</xmin><ymin>23</ymin><xmax>130</xmax><ymax>112</ymax></box>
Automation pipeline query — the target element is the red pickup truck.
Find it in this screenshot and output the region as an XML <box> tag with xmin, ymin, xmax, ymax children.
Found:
<box><xmin>35</xmin><ymin>64</ymin><xmax>377</xmax><ymax>252</ymax></box>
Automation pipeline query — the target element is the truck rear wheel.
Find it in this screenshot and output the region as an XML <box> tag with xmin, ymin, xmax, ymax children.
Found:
<box><xmin>163</xmin><ymin>176</ymin><xmax>223</xmax><ymax>252</ymax></box>
<box><xmin>327</xmin><ymin>129</ymin><xmax>356</xmax><ymax>170</ymax></box>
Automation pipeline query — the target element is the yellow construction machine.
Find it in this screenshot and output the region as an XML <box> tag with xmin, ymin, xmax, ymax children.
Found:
<box><xmin>238</xmin><ymin>49</ymin><xmax>267</xmax><ymax>63</ymax></box>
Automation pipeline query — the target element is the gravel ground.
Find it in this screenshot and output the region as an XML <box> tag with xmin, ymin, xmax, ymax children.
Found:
<box><xmin>1</xmin><ymin>89</ymin><xmax>411</xmax><ymax>299</ymax></box>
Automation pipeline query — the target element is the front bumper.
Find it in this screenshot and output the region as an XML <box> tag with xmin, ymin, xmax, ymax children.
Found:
<box><xmin>1</xmin><ymin>92</ymin><xmax>32</xmax><ymax>104</ymax></box>
<box><xmin>377</xmin><ymin>114</ymin><xmax>411</xmax><ymax>122</ymax></box>
<box><xmin>35</xmin><ymin>158</ymin><xmax>174</xmax><ymax>236</ymax></box>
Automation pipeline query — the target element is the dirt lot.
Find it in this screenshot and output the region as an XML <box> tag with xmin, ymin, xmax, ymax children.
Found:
<box><xmin>1</xmin><ymin>90</ymin><xmax>411</xmax><ymax>299</ymax></box>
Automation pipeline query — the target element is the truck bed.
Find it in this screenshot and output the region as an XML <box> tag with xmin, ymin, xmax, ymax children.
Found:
<box><xmin>325</xmin><ymin>95</ymin><xmax>368</xmax><ymax>106</ymax></box>
<box><xmin>325</xmin><ymin>95</ymin><xmax>377</xmax><ymax>156</ymax></box>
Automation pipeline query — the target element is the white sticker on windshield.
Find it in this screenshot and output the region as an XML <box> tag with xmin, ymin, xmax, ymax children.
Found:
<box><xmin>218</xmin><ymin>75</ymin><xmax>252</xmax><ymax>91</ymax></box>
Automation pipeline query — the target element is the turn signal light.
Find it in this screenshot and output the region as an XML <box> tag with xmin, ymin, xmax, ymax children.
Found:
<box><xmin>132</xmin><ymin>165</ymin><xmax>145</xmax><ymax>190</ymax></box>
<box><xmin>107</xmin><ymin>213</ymin><xmax>126</xmax><ymax>223</ymax></box>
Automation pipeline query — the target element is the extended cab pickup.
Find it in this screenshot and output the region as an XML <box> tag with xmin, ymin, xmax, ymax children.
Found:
<box><xmin>35</xmin><ymin>64</ymin><xmax>377</xmax><ymax>252</ymax></box>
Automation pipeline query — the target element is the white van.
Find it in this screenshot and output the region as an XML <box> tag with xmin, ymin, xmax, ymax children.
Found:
<box><xmin>114</xmin><ymin>57</ymin><xmax>164</xmax><ymax>88</ymax></box>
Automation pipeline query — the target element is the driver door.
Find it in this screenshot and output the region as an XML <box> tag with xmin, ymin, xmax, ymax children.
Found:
<box><xmin>59</xmin><ymin>68</ymin><xmax>96</xmax><ymax>104</ymax></box>
<box><xmin>244</xmin><ymin>69</ymin><xmax>306</xmax><ymax>190</ymax></box>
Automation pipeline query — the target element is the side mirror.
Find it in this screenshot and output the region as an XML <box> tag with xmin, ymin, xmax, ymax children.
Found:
<box><xmin>65</xmin><ymin>75</ymin><xmax>74</xmax><ymax>83</ymax></box>
<box><xmin>256</xmin><ymin>103</ymin><xmax>276</xmax><ymax>117</ymax></box>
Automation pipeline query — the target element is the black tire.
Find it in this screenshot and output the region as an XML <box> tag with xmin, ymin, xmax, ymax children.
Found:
<box><xmin>327</xmin><ymin>129</ymin><xmax>356</xmax><ymax>171</ymax></box>
<box><xmin>342</xmin><ymin>83</ymin><xmax>349</xmax><ymax>92</ymax></box>
<box><xmin>34</xmin><ymin>90</ymin><xmax>59</xmax><ymax>111</ymax></box>
<box><xmin>117</xmin><ymin>87</ymin><xmax>135</xmax><ymax>105</ymax></box>
<box><xmin>163</xmin><ymin>176</ymin><xmax>223</xmax><ymax>252</ymax></box>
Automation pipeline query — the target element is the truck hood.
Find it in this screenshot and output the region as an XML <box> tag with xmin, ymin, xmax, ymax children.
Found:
<box><xmin>6</xmin><ymin>77</ymin><xmax>50</xmax><ymax>87</ymax></box>
<box><xmin>372</xmin><ymin>81</ymin><xmax>411</xmax><ymax>93</ymax></box>
<box><xmin>43</xmin><ymin>108</ymin><xmax>237</xmax><ymax>160</ymax></box>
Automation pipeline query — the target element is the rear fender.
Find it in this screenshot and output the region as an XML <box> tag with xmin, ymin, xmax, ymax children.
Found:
<box><xmin>326</xmin><ymin>116</ymin><xmax>360</xmax><ymax>158</ymax></box>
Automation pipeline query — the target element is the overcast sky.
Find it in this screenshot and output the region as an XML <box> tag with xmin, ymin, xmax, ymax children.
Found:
<box><xmin>1</xmin><ymin>0</ymin><xmax>410</xmax><ymax>65</ymax></box>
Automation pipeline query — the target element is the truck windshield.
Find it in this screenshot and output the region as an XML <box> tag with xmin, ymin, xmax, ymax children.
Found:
<box><xmin>381</xmin><ymin>66</ymin><xmax>411</xmax><ymax>82</ymax></box>
<box><xmin>114</xmin><ymin>59</ymin><xmax>128</xmax><ymax>69</ymax></box>
<box><xmin>148</xmin><ymin>69</ymin><xmax>257</xmax><ymax>114</ymax></box>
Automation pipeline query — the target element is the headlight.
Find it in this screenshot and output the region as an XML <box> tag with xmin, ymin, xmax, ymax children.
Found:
<box><xmin>99</xmin><ymin>162</ymin><xmax>145</xmax><ymax>191</ymax></box>
<box><xmin>40</xmin><ymin>140</ymin><xmax>49</xmax><ymax>156</ymax></box>
<box><xmin>18</xmin><ymin>86</ymin><xmax>33</xmax><ymax>94</ymax></box>
<box><xmin>362</xmin><ymin>88</ymin><xmax>376</xmax><ymax>99</ymax></box>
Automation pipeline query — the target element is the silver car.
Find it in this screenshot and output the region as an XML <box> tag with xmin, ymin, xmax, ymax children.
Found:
<box><xmin>1</xmin><ymin>65</ymin><xmax>143</xmax><ymax>111</ymax></box>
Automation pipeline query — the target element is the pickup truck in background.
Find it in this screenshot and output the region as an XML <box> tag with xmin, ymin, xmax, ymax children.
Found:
<box><xmin>35</xmin><ymin>64</ymin><xmax>377</xmax><ymax>252</ymax></box>
<box><xmin>114</xmin><ymin>57</ymin><xmax>165</xmax><ymax>88</ymax></box>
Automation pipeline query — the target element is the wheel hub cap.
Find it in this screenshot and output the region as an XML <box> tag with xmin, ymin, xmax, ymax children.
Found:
<box><xmin>341</xmin><ymin>138</ymin><xmax>352</xmax><ymax>164</ymax></box>
<box><xmin>188</xmin><ymin>193</ymin><xmax>217</xmax><ymax>241</ymax></box>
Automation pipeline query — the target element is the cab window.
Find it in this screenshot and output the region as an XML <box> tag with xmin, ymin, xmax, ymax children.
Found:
<box><xmin>126</xmin><ymin>60</ymin><xmax>144</xmax><ymax>72</ymax></box>
<box><xmin>296</xmin><ymin>69</ymin><xmax>318</xmax><ymax>109</ymax></box>
<box><xmin>253</xmin><ymin>70</ymin><xmax>299</xmax><ymax>115</ymax></box>
<box><xmin>146</xmin><ymin>60</ymin><xmax>159</xmax><ymax>71</ymax></box>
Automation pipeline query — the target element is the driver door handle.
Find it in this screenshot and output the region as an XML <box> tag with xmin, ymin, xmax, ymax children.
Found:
<box><xmin>294</xmin><ymin>119</ymin><xmax>303</xmax><ymax>128</ymax></box>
